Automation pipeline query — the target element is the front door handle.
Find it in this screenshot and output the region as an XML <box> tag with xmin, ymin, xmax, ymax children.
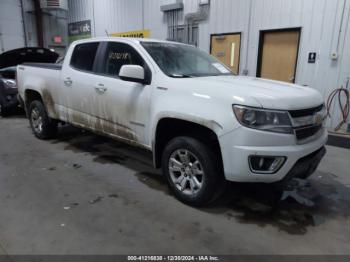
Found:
<box><xmin>94</xmin><ymin>84</ymin><xmax>107</xmax><ymax>93</ymax></box>
<box><xmin>64</xmin><ymin>77</ymin><xmax>73</xmax><ymax>86</ymax></box>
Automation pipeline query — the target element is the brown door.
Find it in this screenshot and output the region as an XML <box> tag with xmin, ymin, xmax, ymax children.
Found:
<box><xmin>210</xmin><ymin>33</ymin><xmax>241</xmax><ymax>75</ymax></box>
<box><xmin>258</xmin><ymin>29</ymin><xmax>300</xmax><ymax>83</ymax></box>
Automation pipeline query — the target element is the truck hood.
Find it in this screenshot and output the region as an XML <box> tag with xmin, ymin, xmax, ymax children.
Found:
<box><xmin>0</xmin><ymin>48</ymin><xmax>59</xmax><ymax>69</ymax></box>
<box><xmin>177</xmin><ymin>75</ymin><xmax>324</xmax><ymax>110</ymax></box>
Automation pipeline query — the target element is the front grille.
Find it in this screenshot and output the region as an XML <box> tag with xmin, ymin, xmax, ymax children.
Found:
<box><xmin>289</xmin><ymin>104</ymin><xmax>325</xmax><ymax>142</ymax></box>
<box><xmin>295</xmin><ymin>125</ymin><xmax>323</xmax><ymax>140</ymax></box>
<box><xmin>289</xmin><ymin>104</ymin><xmax>324</xmax><ymax>118</ymax></box>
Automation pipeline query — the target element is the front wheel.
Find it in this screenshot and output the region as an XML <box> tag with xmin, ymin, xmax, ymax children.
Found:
<box><xmin>29</xmin><ymin>100</ymin><xmax>58</xmax><ymax>139</ymax></box>
<box><xmin>162</xmin><ymin>136</ymin><xmax>225</xmax><ymax>207</ymax></box>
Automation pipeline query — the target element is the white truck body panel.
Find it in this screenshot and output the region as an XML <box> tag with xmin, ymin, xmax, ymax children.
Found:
<box><xmin>17</xmin><ymin>37</ymin><xmax>327</xmax><ymax>183</ymax></box>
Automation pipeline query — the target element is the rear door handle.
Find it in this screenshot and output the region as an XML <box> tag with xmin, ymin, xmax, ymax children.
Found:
<box><xmin>64</xmin><ymin>78</ymin><xmax>73</xmax><ymax>86</ymax></box>
<box><xmin>94</xmin><ymin>84</ymin><xmax>107</xmax><ymax>93</ymax></box>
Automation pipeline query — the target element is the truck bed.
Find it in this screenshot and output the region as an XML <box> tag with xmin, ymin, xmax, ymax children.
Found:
<box><xmin>17</xmin><ymin>63</ymin><xmax>62</xmax><ymax>117</ymax></box>
<box><xmin>22</xmin><ymin>63</ymin><xmax>62</xmax><ymax>70</ymax></box>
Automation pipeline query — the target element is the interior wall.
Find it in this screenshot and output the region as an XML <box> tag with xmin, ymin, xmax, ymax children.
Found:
<box><xmin>143</xmin><ymin>0</ymin><xmax>167</xmax><ymax>40</ymax></box>
<box><xmin>22</xmin><ymin>0</ymin><xmax>38</xmax><ymax>47</ymax></box>
<box><xmin>93</xmin><ymin>0</ymin><xmax>143</xmax><ymax>36</ymax></box>
<box><xmin>68</xmin><ymin>0</ymin><xmax>95</xmax><ymax>36</ymax></box>
<box><xmin>0</xmin><ymin>0</ymin><xmax>26</xmax><ymax>52</ymax></box>
<box><xmin>193</xmin><ymin>0</ymin><xmax>350</xmax><ymax>129</ymax></box>
<box><xmin>66</xmin><ymin>0</ymin><xmax>350</xmax><ymax>129</ymax></box>
<box><xmin>0</xmin><ymin>0</ymin><xmax>68</xmax><ymax>55</ymax></box>
<box><xmin>68</xmin><ymin>0</ymin><xmax>144</xmax><ymax>37</ymax></box>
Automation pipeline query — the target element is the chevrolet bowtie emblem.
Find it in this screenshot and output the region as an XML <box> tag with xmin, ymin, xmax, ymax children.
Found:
<box><xmin>315</xmin><ymin>113</ymin><xmax>325</xmax><ymax>126</ymax></box>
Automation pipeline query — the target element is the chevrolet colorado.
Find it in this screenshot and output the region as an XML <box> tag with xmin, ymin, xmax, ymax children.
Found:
<box><xmin>17</xmin><ymin>38</ymin><xmax>327</xmax><ymax>206</ymax></box>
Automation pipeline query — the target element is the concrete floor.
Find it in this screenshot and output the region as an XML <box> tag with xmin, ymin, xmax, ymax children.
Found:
<box><xmin>0</xmin><ymin>115</ymin><xmax>350</xmax><ymax>255</ymax></box>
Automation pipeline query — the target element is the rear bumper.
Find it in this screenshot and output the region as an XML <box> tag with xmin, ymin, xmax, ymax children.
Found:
<box><xmin>219</xmin><ymin>127</ymin><xmax>328</xmax><ymax>183</ymax></box>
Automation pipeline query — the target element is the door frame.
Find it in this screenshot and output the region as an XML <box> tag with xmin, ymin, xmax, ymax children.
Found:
<box><xmin>210</xmin><ymin>32</ymin><xmax>242</xmax><ymax>74</ymax></box>
<box><xmin>256</xmin><ymin>27</ymin><xmax>302</xmax><ymax>83</ymax></box>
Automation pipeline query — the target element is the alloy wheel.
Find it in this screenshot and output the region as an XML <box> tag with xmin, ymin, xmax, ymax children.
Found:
<box><xmin>168</xmin><ymin>149</ymin><xmax>204</xmax><ymax>196</ymax></box>
<box><xmin>31</xmin><ymin>108</ymin><xmax>43</xmax><ymax>134</ymax></box>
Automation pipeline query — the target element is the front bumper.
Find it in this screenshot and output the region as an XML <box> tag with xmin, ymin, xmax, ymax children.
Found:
<box><xmin>219</xmin><ymin>126</ymin><xmax>328</xmax><ymax>183</ymax></box>
<box><xmin>279</xmin><ymin>146</ymin><xmax>326</xmax><ymax>182</ymax></box>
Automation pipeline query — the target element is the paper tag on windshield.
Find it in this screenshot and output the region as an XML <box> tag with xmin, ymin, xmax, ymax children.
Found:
<box><xmin>212</xmin><ymin>63</ymin><xmax>230</xmax><ymax>73</ymax></box>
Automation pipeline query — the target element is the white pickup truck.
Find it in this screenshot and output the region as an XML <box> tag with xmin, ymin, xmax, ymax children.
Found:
<box><xmin>17</xmin><ymin>38</ymin><xmax>327</xmax><ymax>206</ymax></box>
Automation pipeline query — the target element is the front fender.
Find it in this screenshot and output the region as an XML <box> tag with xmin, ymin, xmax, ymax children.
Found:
<box><xmin>152</xmin><ymin>112</ymin><xmax>224</xmax><ymax>140</ymax></box>
<box><xmin>148</xmin><ymin>84</ymin><xmax>241</xmax><ymax>148</ymax></box>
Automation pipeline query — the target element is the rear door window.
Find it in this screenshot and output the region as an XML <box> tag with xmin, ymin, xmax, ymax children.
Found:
<box><xmin>70</xmin><ymin>42</ymin><xmax>99</xmax><ymax>72</ymax></box>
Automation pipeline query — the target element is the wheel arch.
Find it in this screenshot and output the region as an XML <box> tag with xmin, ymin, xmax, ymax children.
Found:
<box><xmin>24</xmin><ymin>89</ymin><xmax>43</xmax><ymax>114</ymax></box>
<box><xmin>153</xmin><ymin>117</ymin><xmax>224</xmax><ymax>170</ymax></box>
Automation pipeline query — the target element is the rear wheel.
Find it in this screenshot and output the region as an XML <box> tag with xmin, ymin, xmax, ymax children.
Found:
<box><xmin>29</xmin><ymin>100</ymin><xmax>58</xmax><ymax>139</ymax></box>
<box><xmin>162</xmin><ymin>136</ymin><xmax>225</xmax><ymax>207</ymax></box>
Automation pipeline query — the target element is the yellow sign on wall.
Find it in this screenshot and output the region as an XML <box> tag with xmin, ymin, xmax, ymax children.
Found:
<box><xmin>110</xmin><ymin>29</ymin><xmax>151</xmax><ymax>38</ymax></box>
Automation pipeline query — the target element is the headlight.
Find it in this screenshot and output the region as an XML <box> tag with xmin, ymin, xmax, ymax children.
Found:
<box><xmin>233</xmin><ymin>105</ymin><xmax>293</xmax><ymax>134</ymax></box>
<box><xmin>3</xmin><ymin>79</ymin><xmax>17</xmax><ymax>89</ymax></box>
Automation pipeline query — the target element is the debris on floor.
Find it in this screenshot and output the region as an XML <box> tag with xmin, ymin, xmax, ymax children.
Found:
<box><xmin>89</xmin><ymin>196</ymin><xmax>103</xmax><ymax>204</ymax></box>
<box><xmin>281</xmin><ymin>190</ymin><xmax>315</xmax><ymax>207</ymax></box>
<box><xmin>63</xmin><ymin>203</ymin><xmax>79</xmax><ymax>210</ymax></box>
<box><xmin>73</xmin><ymin>163</ymin><xmax>82</xmax><ymax>169</ymax></box>
<box><xmin>108</xmin><ymin>194</ymin><xmax>119</xmax><ymax>199</ymax></box>
<box><xmin>42</xmin><ymin>167</ymin><xmax>57</xmax><ymax>171</ymax></box>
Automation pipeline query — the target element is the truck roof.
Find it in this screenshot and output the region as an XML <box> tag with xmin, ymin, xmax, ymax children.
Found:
<box><xmin>72</xmin><ymin>37</ymin><xmax>188</xmax><ymax>46</ymax></box>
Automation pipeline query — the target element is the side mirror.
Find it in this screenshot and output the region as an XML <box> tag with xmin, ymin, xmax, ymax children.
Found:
<box><xmin>119</xmin><ymin>65</ymin><xmax>148</xmax><ymax>84</ymax></box>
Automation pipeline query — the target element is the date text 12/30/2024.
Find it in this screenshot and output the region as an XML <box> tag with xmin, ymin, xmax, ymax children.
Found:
<box><xmin>127</xmin><ymin>256</ymin><xmax>220</xmax><ymax>261</ymax></box>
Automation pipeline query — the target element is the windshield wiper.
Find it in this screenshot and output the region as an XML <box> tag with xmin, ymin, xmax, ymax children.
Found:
<box><xmin>169</xmin><ymin>74</ymin><xmax>194</xmax><ymax>78</ymax></box>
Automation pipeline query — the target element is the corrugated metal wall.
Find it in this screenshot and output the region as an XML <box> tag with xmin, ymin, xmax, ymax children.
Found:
<box><xmin>94</xmin><ymin>0</ymin><xmax>142</xmax><ymax>35</ymax></box>
<box><xmin>144</xmin><ymin>0</ymin><xmax>350</xmax><ymax>129</ymax></box>
<box><xmin>0</xmin><ymin>0</ymin><xmax>68</xmax><ymax>55</ymax></box>
<box><xmin>0</xmin><ymin>0</ymin><xmax>26</xmax><ymax>52</ymax></box>
<box><xmin>144</xmin><ymin>0</ymin><xmax>167</xmax><ymax>39</ymax></box>
<box><xmin>42</xmin><ymin>8</ymin><xmax>69</xmax><ymax>56</ymax></box>
<box><xmin>236</xmin><ymin>0</ymin><xmax>350</xmax><ymax>129</ymax></box>
<box><xmin>22</xmin><ymin>0</ymin><xmax>38</xmax><ymax>48</ymax></box>
<box><xmin>68</xmin><ymin>0</ymin><xmax>94</xmax><ymax>34</ymax></box>
<box><xmin>68</xmin><ymin>0</ymin><xmax>143</xmax><ymax>37</ymax></box>
<box><xmin>66</xmin><ymin>0</ymin><xmax>350</xmax><ymax>129</ymax></box>
<box><xmin>68</xmin><ymin>0</ymin><xmax>94</xmax><ymax>23</ymax></box>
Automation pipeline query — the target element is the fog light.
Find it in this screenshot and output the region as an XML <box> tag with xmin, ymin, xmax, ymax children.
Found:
<box><xmin>249</xmin><ymin>156</ymin><xmax>286</xmax><ymax>174</ymax></box>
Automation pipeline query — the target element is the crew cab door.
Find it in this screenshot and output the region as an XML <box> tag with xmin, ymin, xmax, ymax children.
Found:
<box><xmin>91</xmin><ymin>41</ymin><xmax>152</xmax><ymax>146</ymax></box>
<box><xmin>59</xmin><ymin>42</ymin><xmax>101</xmax><ymax>126</ymax></box>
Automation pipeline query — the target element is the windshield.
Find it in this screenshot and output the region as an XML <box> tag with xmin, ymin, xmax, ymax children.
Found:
<box><xmin>141</xmin><ymin>42</ymin><xmax>233</xmax><ymax>78</ymax></box>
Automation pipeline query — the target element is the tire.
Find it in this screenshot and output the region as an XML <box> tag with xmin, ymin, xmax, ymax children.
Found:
<box><xmin>162</xmin><ymin>136</ymin><xmax>225</xmax><ymax>207</ymax></box>
<box><xmin>0</xmin><ymin>92</ymin><xmax>8</xmax><ymax>117</ymax></box>
<box><xmin>29</xmin><ymin>100</ymin><xmax>58</xmax><ymax>139</ymax></box>
<box><xmin>0</xmin><ymin>101</ymin><xmax>8</xmax><ymax>117</ymax></box>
